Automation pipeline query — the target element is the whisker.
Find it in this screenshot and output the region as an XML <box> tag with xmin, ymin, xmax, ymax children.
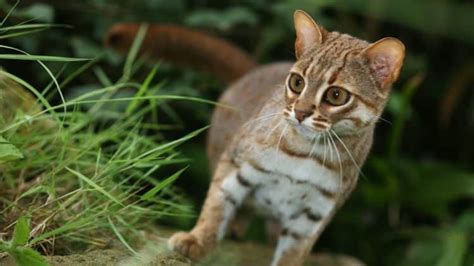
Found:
<box><xmin>330</xmin><ymin>129</ymin><xmax>367</xmax><ymax>179</ymax></box>
<box><xmin>247</xmin><ymin>123</ymin><xmax>279</xmax><ymax>155</ymax></box>
<box><xmin>327</xmin><ymin>132</ymin><xmax>334</xmax><ymax>162</ymax></box>
<box><xmin>242</xmin><ymin>112</ymin><xmax>282</xmax><ymax>128</ymax></box>
<box><xmin>322</xmin><ymin>134</ymin><xmax>327</xmax><ymax>168</ymax></box>
<box><xmin>276</xmin><ymin>124</ymin><xmax>289</xmax><ymax>151</ymax></box>
<box><xmin>374</xmin><ymin>115</ymin><xmax>392</xmax><ymax>126</ymax></box>
<box><xmin>264</xmin><ymin>120</ymin><xmax>283</xmax><ymax>143</ymax></box>
<box><xmin>309</xmin><ymin>132</ymin><xmax>321</xmax><ymax>157</ymax></box>
<box><xmin>328</xmin><ymin>131</ymin><xmax>343</xmax><ymax>194</ymax></box>
<box><xmin>275</xmin><ymin>84</ymin><xmax>286</xmax><ymax>90</ymax></box>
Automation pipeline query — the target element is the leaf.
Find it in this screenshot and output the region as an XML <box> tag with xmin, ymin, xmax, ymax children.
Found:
<box><xmin>456</xmin><ymin>209</ymin><xmax>474</xmax><ymax>232</ymax></box>
<box><xmin>9</xmin><ymin>247</ymin><xmax>49</xmax><ymax>266</ymax></box>
<box><xmin>328</xmin><ymin>0</ymin><xmax>474</xmax><ymax>45</ymax></box>
<box><xmin>70</xmin><ymin>37</ymin><xmax>104</xmax><ymax>58</ymax></box>
<box><xmin>387</xmin><ymin>73</ymin><xmax>424</xmax><ymax>161</ymax></box>
<box><xmin>399</xmin><ymin>222</ymin><xmax>471</xmax><ymax>266</ymax></box>
<box><xmin>386</xmin><ymin>91</ymin><xmax>406</xmax><ymax>116</ymax></box>
<box><xmin>16</xmin><ymin>3</ymin><xmax>54</xmax><ymax>23</ymax></box>
<box><xmin>0</xmin><ymin>135</ymin><xmax>23</xmax><ymax>162</ymax></box>
<box><xmin>11</xmin><ymin>216</ymin><xmax>30</xmax><ymax>247</ymax></box>
<box><xmin>185</xmin><ymin>7</ymin><xmax>258</xmax><ymax>31</ymax></box>
<box><xmin>402</xmin><ymin>162</ymin><xmax>474</xmax><ymax>208</ymax></box>
<box><xmin>400</xmin><ymin>236</ymin><xmax>442</xmax><ymax>266</ymax></box>
<box><xmin>436</xmin><ymin>230</ymin><xmax>468</xmax><ymax>266</ymax></box>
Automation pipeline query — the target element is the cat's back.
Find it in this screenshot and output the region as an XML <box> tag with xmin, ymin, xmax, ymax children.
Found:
<box><xmin>207</xmin><ymin>62</ymin><xmax>293</xmax><ymax>170</ymax></box>
<box><xmin>104</xmin><ymin>25</ymin><xmax>292</xmax><ymax>170</ymax></box>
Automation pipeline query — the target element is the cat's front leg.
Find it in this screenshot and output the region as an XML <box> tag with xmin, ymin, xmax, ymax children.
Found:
<box><xmin>271</xmin><ymin>209</ymin><xmax>336</xmax><ymax>266</ymax></box>
<box><xmin>168</xmin><ymin>158</ymin><xmax>251</xmax><ymax>260</ymax></box>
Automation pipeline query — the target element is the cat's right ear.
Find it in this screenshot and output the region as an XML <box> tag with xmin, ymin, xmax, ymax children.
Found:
<box><xmin>365</xmin><ymin>37</ymin><xmax>405</xmax><ymax>90</ymax></box>
<box><xmin>294</xmin><ymin>10</ymin><xmax>324</xmax><ymax>59</ymax></box>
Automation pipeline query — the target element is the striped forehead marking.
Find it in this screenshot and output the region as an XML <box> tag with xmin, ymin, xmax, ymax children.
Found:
<box><xmin>302</xmin><ymin>33</ymin><xmax>342</xmax><ymax>76</ymax></box>
<box><xmin>327</xmin><ymin>47</ymin><xmax>364</xmax><ymax>86</ymax></box>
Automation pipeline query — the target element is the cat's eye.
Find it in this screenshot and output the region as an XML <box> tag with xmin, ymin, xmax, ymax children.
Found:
<box><xmin>324</xmin><ymin>86</ymin><xmax>351</xmax><ymax>106</ymax></box>
<box><xmin>288</xmin><ymin>73</ymin><xmax>305</xmax><ymax>94</ymax></box>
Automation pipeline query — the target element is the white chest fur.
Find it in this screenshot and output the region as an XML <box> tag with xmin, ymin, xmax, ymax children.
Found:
<box><xmin>238</xmin><ymin>146</ymin><xmax>340</xmax><ymax>224</ymax></box>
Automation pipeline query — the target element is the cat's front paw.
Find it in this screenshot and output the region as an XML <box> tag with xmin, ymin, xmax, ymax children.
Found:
<box><xmin>168</xmin><ymin>231</ymin><xmax>205</xmax><ymax>260</ymax></box>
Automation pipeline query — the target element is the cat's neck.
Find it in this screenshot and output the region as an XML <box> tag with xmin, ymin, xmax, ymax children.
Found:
<box><xmin>273</xmin><ymin>118</ymin><xmax>374</xmax><ymax>166</ymax></box>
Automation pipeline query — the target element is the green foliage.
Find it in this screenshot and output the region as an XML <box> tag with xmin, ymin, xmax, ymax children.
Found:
<box><xmin>0</xmin><ymin>0</ymin><xmax>473</xmax><ymax>265</ymax></box>
<box><xmin>0</xmin><ymin>135</ymin><xmax>23</xmax><ymax>162</ymax></box>
<box><xmin>185</xmin><ymin>6</ymin><xmax>258</xmax><ymax>31</ymax></box>
<box><xmin>0</xmin><ymin>216</ymin><xmax>50</xmax><ymax>266</ymax></box>
<box><xmin>0</xmin><ymin>7</ymin><xmax>212</xmax><ymax>264</ymax></box>
<box><xmin>329</xmin><ymin>0</ymin><xmax>474</xmax><ymax>44</ymax></box>
<box><xmin>8</xmin><ymin>247</ymin><xmax>49</xmax><ymax>266</ymax></box>
<box><xmin>11</xmin><ymin>216</ymin><xmax>29</xmax><ymax>247</ymax></box>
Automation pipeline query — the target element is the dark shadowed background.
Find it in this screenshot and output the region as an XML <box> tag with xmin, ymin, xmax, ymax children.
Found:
<box><xmin>1</xmin><ymin>0</ymin><xmax>473</xmax><ymax>265</ymax></box>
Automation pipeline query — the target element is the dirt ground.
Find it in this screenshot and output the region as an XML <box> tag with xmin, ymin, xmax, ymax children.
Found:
<box><xmin>1</xmin><ymin>235</ymin><xmax>364</xmax><ymax>266</ymax></box>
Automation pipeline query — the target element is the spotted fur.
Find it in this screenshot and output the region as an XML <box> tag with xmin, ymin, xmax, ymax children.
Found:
<box><xmin>143</xmin><ymin>10</ymin><xmax>404</xmax><ymax>266</ymax></box>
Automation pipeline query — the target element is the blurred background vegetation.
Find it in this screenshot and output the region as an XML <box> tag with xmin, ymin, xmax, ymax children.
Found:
<box><xmin>0</xmin><ymin>0</ymin><xmax>473</xmax><ymax>265</ymax></box>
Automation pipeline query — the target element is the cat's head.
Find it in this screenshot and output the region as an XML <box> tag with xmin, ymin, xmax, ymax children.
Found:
<box><xmin>284</xmin><ymin>10</ymin><xmax>405</xmax><ymax>138</ymax></box>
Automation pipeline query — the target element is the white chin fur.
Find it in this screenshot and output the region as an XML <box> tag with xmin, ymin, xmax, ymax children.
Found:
<box><xmin>292</xmin><ymin>122</ymin><xmax>321</xmax><ymax>139</ymax></box>
<box><xmin>285</xmin><ymin>116</ymin><xmax>326</xmax><ymax>139</ymax></box>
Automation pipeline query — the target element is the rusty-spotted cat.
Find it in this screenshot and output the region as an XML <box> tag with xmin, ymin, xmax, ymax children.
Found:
<box><xmin>107</xmin><ymin>9</ymin><xmax>405</xmax><ymax>266</ymax></box>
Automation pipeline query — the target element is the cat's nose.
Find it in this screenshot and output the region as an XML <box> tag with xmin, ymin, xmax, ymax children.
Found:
<box><xmin>294</xmin><ymin>109</ymin><xmax>313</xmax><ymax>123</ymax></box>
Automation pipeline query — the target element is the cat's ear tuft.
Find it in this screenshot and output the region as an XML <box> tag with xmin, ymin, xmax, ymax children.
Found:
<box><xmin>294</xmin><ymin>10</ymin><xmax>324</xmax><ymax>59</ymax></box>
<box><xmin>365</xmin><ymin>37</ymin><xmax>405</xmax><ymax>89</ymax></box>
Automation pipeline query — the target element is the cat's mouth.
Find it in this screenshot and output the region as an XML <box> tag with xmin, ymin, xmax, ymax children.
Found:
<box><xmin>295</xmin><ymin>123</ymin><xmax>316</xmax><ymax>135</ymax></box>
<box><xmin>286</xmin><ymin>118</ymin><xmax>327</xmax><ymax>139</ymax></box>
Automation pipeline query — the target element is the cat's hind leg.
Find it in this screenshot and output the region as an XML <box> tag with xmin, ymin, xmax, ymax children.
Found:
<box><xmin>228</xmin><ymin>206</ymin><xmax>253</xmax><ymax>240</ymax></box>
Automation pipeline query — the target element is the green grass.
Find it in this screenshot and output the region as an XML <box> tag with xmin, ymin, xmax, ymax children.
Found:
<box><xmin>0</xmin><ymin>18</ymin><xmax>209</xmax><ymax>265</ymax></box>
<box><xmin>1</xmin><ymin>1</ymin><xmax>474</xmax><ymax>266</ymax></box>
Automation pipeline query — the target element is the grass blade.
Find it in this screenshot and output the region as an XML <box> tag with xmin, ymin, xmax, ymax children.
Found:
<box><xmin>66</xmin><ymin>167</ymin><xmax>124</xmax><ymax>206</ymax></box>
<box><xmin>0</xmin><ymin>54</ymin><xmax>90</xmax><ymax>62</ymax></box>
<box><xmin>0</xmin><ymin>0</ymin><xmax>19</xmax><ymax>27</ymax></box>
<box><xmin>107</xmin><ymin>216</ymin><xmax>138</xmax><ymax>255</ymax></box>
<box><xmin>141</xmin><ymin>167</ymin><xmax>188</xmax><ymax>201</ymax></box>
<box><xmin>121</xmin><ymin>24</ymin><xmax>148</xmax><ymax>82</ymax></box>
<box><xmin>126</xmin><ymin>64</ymin><xmax>159</xmax><ymax>115</ymax></box>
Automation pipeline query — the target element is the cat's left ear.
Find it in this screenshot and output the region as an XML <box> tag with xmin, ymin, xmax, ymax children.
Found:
<box><xmin>365</xmin><ymin>37</ymin><xmax>405</xmax><ymax>89</ymax></box>
<box><xmin>294</xmin><ymin>10</ymin><xmax>325</xmax><ymax>59</ymax></box>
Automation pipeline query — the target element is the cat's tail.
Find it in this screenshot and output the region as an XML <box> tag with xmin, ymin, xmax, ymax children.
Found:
<box><xmin>104</xmin><ymin>24</ymin><xmax>258</xmax><ymax>84</ymax></box>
